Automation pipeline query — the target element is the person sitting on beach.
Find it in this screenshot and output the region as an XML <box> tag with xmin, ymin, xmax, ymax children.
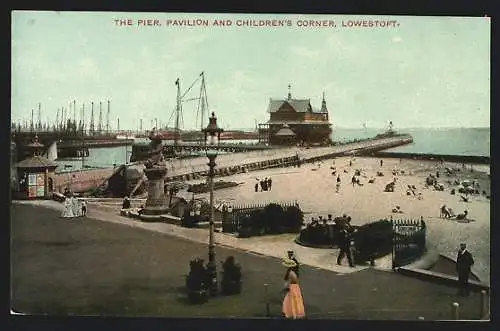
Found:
<box><xmin>392</xmin><ymin>206</ymin><xmax>403</xmax><ymax>213</ymax></box>
<box><xmin>456</xmin><ymin>210</ymin><xmax>468</xmax><ymax>220</ymax></box>
<box><xmin>122</xmin><ymin>196</ymin><xmax>131</xmax><ymax>209</ymax></box>
<box><xmin>440</xmin><ymin>205</ymin><xmax>452</xmax><ymax>218</ymax></box>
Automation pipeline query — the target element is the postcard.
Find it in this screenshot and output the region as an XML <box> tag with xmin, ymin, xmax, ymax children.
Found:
<box><xmin>11</xmin><ymin>11</ymin><xmax>490</xmax><ymax>320</ymax></box>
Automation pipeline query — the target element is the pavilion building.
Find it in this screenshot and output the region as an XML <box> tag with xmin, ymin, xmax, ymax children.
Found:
<box><xmin>258</xmin><ymin>85</ymin><xmax>332</xmax><ymax>146</ymax></box>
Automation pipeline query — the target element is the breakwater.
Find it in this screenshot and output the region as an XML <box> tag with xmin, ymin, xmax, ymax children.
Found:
<box><xmin>371</xmin><ymin>151</ymin><xmax>490</xmax><ymax>165</ymax></box>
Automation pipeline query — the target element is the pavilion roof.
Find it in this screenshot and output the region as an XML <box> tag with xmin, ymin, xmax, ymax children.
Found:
<box><xmin>16</xmin><ymin>156</ymin><xmax>58</xmax><ymax>169</ymax></box>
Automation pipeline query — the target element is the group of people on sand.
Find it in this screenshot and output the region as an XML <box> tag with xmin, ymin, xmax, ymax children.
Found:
<box><xmin>255</xmin><ymin>177</ymin><xmax>272</xmax><ymax>192</ymax></box>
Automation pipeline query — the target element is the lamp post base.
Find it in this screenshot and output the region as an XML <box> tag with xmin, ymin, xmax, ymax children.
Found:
<box><xmin>206</xmin><ymin>260</ymin><xmax>218</xmax><ymax>296</ymax></box>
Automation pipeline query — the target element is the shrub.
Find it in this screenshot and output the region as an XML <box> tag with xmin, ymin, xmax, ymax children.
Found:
<box><xmin>185</xmin><ymin>258</ymin><xmax>209</xmax><ymax>304</ymax></box>
<box><xmin>220</xmin><ymin>256</ymin><xmax>242</xmax><ymax>295</ymax></box>
<box><xmin>284</xmin><ymin>205</ymin><xmax>304</xmax><ymax>232</ymax></box>
<box><xmin>353</xmin><ymin>220</ymin><xmax>393</xmax><ymax>263</ymax></box>
<box><xmin>263</xmin><ymin>203</ymin><xmax>283</xmax><ymax>234</ymax></box>
<box><xmin>181</xmin><ymin>210</ymin><xmax>208</xmax><ymax>228</ymax></box>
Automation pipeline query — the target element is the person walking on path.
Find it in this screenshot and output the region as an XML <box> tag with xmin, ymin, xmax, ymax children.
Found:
<box><xmin>287</xmin><ymin>250</ymin><xmax>300</xmax><ymax>277</ymax></box>
<box><xmin>267</xmin><ymin>177</ymin><xmax>272</xmax><ymax>191</ymax></box>
<box><xmin>281</xmin><ymin>258</ymin><xmax>306</xmax><ymax>319</ymax></box>
<box><xmin>81</xmin><ymin>199</ymin><xmax>87</xmax><ymax>216</ymax></box>
<box><xmin>380</xmin><ymin>159</ymin><xmax>383</xmax><ymax>167</ymax></box>
<box><xmin>456</xmin><ymin>243</ymin><xmax>474</xmax><ymax>296</ymax></box>
<box><xmin>255</xmin><ymin>181</ymin><xmax>259</xmax><ymax>192</ymax></box>
<box><xmin>337</xmin><ymin>227</ymin><xmax>354</xmax><ymax>267</ymax></box>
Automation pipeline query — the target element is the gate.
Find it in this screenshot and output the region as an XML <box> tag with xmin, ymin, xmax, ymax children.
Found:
<box><xmin>392</xmin><ymin>217</ymin><xmax>426</xmax><ymax>268</ymax></box>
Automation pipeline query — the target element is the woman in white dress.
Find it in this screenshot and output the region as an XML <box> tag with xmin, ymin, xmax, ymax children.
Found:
<box><xmin>71</xmin><ymin>196</ymin><xmax>80</xmax><ymax>216</ymax></box>
<box><xmin>61</xmin><ymin>196</ymin><xmax>75</xmax><ymax>218</ymax></box>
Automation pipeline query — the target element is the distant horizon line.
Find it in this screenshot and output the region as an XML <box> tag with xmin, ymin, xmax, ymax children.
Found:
<box><xmin>127</xmin><ymin>125</ymin><xmax>489</xmax><ymax>132</ymax></box>
<box><xmin>223</xmin><ymin>126</ymin><xmax>490</xmax><ymax>131</ymax></box>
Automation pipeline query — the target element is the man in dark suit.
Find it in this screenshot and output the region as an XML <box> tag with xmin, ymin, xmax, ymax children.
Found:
<box><xmin>456</xmin><ymin>243</ymin><xmax>474</xmax><ymax>296</ymax></box>
<box><xmin>337</xmin><ymin>227</ymin><xmax>354</xmax><ymax>267</ymax></box>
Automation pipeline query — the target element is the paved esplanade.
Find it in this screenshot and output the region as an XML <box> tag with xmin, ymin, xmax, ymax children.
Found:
<box><xmin>11</xmin><ymin>202</ymin><xmax>484</xmax><ymax>319</ymax></box>
<box><xmin>164</xmin><ymin>136</ymin><xmax>411</xmax><ymax>177</ymax></box>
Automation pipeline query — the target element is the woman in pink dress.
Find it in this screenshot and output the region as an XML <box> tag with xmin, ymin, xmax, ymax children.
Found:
<box><xmin>281</xmin><ymin>258</ymin><xmax>306</xmax><ymax>319</ymax></box>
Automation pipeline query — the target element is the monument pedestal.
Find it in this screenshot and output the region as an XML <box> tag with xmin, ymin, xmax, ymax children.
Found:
<box><xmin>140</xmin><ymin>166</ymin><xmax>170</xmax><ymax>221</ymax></box>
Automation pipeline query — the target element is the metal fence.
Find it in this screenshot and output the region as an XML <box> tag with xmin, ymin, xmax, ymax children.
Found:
<box><xmin>391</xmin><ymin>217</ymin><xmax>426</xmax><ymax>268</ymax></box>
<box><xmin>222</xmin><ymin>200</ymin><xmax>298</xmax><ymax>234</ymax></box>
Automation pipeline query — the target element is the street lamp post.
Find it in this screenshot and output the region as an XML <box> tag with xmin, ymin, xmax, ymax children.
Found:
<box><xmin>202</xmin><ymin>111</ymin><xmax>223</xmax><ymax>296</ymax></box>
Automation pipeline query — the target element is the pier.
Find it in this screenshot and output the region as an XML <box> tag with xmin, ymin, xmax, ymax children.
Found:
<box><xmin>130</xmin><ymin>141</ymin><xmax>272</xmax><ymax>162</ymax></box>
<box><xmin>52</xmin><ymin>135</ymin><xmax>413</xmax><ymax>194</ymax></box>
<box><xmin>161</xmin><ymin>134</ymin><xmax>413</xmax><ymax>182</ymax></box>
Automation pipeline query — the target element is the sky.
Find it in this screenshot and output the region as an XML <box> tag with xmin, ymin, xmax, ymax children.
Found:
<box><xmin>11</xmin><ymin>11</ymin><xmax>490</xmax><ymax>131</ymax></box>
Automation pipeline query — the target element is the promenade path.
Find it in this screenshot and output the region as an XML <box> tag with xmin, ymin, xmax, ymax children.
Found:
<box><xmin>11</xmin><ymin>202</ymin><xmax>487</xmax><ymax>319</ymax></box>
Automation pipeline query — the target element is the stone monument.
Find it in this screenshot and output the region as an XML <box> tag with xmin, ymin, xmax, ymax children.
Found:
<box><xmin>140</xmin><ymin>129</ymin><xmax>170</xmax><ymax>221</ymax></box>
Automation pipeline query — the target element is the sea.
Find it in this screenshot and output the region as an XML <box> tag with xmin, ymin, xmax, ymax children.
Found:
<box><xmin>54</xmin><ymin>127</ymin><xmax>490</xmax><ymax>172</ymax></box>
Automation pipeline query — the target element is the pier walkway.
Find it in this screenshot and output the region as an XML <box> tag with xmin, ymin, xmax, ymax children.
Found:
<box><xmin>163</xmin><ymin>135</ymin><xmax>413</xmax><ymax>182</ymax></box>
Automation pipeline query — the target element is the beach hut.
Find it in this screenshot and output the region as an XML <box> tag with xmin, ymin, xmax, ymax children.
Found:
<box><xmin>15</xmin><ymin>135</ymin><xmax>58</xmax><ymax>200</ymax></box>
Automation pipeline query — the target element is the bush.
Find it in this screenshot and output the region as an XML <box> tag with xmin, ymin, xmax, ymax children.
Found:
<box><xmin>181</xmin><ymin>210</ymin><xmax>208</xmax><ymax>228</ymax></box>
<box><xmin>353</xmin><ymin>220</ymin><xmax>393</xmax><ymax>263</ymax></box>
<box><xmin>185</xmin><ymin>258</ymin><xmax>209</xmax><ymax>304</ymax></box>
<box><xmin>284</xmin><ymin>205</ymin><xmax>304</xmax><ymax>233</ymax></box>
<box><xmin>235</xmin><ymin>203</ymin><xmax>304</xmax><ymax>237</ymax></box>
<box><xmin>220</xmin><ymin>256</ymin><xmax>242</xmax><ymax>295</ymax></box>
<box><xmin>298</xmin><ymin>224</ymin><xmax>347</xmax><ymax>247</ymax></box>
<box><xmin>263</xmin><ymin>203</ymin><xmax>283</xmax><ymax>234</ymax></box>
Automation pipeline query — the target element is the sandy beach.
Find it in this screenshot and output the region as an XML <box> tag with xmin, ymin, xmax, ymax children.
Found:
<box><xmin>179</xmin><ymin>156</ymin><xmax>490</xmax><ymax>283</ymax></box>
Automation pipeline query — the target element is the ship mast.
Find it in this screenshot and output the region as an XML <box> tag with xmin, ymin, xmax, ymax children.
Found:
<box><xmin>200</xmin><ymin>71</ymin><xmax>208</xmax><ymax>132</ymax></box>
<box><xmin>174</xmin><ymin>78</ymin><xmax>181</xmax><ymax>149</ymax></box>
